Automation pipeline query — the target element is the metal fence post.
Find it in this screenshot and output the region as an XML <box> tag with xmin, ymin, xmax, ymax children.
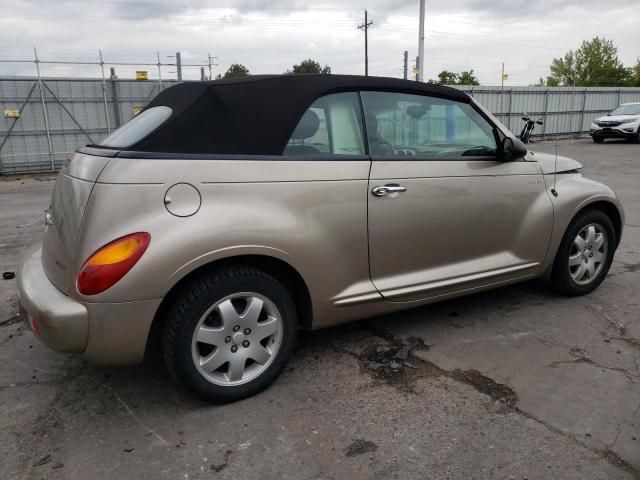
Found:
<box><xmin>110</xmin><ymin>67</ymin><xmax>121</xmax><ymax>128</ymax></box>
<box><xmin>542</xmin><ymin>88</ymin><xmax>549</xmax><ymax>135</ymax></box>
<box><xmin>578</xmin><ymin>89</ymin><xmax>587</xmax><ymax>136</ymax></box>
<box><xmin>508</xmin><ymin>88</ymin><xmax>513</xmax><ymax>132</ymax></box>
<box><xmin>34</xmin><ymin>48</ymin><xmax>55</xmax><ymax>171</ymax></box>
<box><xmin>156</xmin><ymin>51</ymin><xmax>163</xmax><ymax>89</ymax></box>
<box><xmin>99</xmin><ymin>50</ymin><xmax>111</xmax><ymax>134</ymax></box>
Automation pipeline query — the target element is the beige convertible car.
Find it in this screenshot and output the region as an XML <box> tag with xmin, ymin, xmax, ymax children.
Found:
<box><xmin>17</xmin><ymin>75</ymin><xmax>624</xmax><ymax>402</ymax></box>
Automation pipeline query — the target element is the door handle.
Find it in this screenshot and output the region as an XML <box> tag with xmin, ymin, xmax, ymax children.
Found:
<box><xmin>371</xmin><ymin>184</ymin><xmax>407</xmax><ymax>197</ymax></box>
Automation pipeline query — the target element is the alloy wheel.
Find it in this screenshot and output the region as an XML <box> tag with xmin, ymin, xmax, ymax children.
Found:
<box><xmin>568</xmin><ymin>223</ymin><xmax>608</xmax><ymax>285</ymax></box>
<box><xmin>191</xmin><ymin>292</ymin><xmax>283</xmax><ymax>386</ymax></box>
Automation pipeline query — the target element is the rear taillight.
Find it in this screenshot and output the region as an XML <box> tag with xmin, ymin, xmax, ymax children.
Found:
<box><xmin>77</xmin><ymin>232</ymin><xmax>150</xmax><ymax>295</ymax></box>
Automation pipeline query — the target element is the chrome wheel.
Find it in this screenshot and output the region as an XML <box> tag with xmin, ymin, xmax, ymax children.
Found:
<box><xmin>191</xmin><ymin>292</ymin><xmax>283</xmax><ymax>386</ymax></box>
<box><xmin>568</xmin><ymin>223</ymin><xmax>608</xmax><ymax>285</ymax></box>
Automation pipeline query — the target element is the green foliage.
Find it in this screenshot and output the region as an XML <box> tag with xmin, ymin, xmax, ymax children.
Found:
<box><xmin>286</xmin><ymin>59</ymin><xmax>331</xmax><ymax>75</ymax></box>
<box><xmin>428</xmin><ymin>69</ymin><xmax>480</xmax><ymax>86</ymax></box>
<box><xmin>215</xmin><ymin>64</ymin><xmax>250</xmax><ymax>80</ymax></box>
<box><xmin>545</xmin><ymin>37</ymin><xmax>632</xmax><ymax>86</ymax></box>
<box><xmin>631</xmin><ymin>59</ymin><xmax>640</xmax><ymax>87</ymax></box>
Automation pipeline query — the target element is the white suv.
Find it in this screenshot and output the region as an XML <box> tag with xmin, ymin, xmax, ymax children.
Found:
<box><xmin>590</xmin><ymin>102</ymin><xmax>640</xmax><ymax>143</ymax></box>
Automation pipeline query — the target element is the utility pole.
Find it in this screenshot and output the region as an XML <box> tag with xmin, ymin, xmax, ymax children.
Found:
<box><xmin>176</xmin><ymin>51</ymin><xmax>182</xmax><ymax>81</ymax></box>
<box><xmin>417</xmin><ymin>0</ymin><xmax>425</xmax><ymax>82</ymax></box>
<box><xmin>358</xmin><ymin>10</ymin><xmax>373</xmax><ymax>76</ymax></box>
<box><xmin>403</xmin><ymin>51</ymin><xmax>408</xmax><ymax>80</ymax></box>
<box><xmin>415</xmin><ymin>55</ymin><xmax>419</xmax><ymax>81</ymax></box>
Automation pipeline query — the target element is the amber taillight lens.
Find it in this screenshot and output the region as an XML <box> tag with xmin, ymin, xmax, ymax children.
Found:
<box><xmin>77</xmin><ymin>232</ymin><xmax>150</xmax><ymax>295</ymax></box>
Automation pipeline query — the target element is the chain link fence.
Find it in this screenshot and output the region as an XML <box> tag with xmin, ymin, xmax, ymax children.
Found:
<box><xmin>1</xmin><ymin>78</ymin><xmax>639</xmax><ymax>175</ymax></box>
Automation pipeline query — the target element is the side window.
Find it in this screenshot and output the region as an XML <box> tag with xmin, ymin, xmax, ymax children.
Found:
<box><xmin>284</xmin><ymin>92</ymin><xmax>365</xmax><ymax>156</ymax></box>
<box><xmin>360</xmin><ymin>91</ymin><xmax>497</xmax><ymax>158</ymax></box>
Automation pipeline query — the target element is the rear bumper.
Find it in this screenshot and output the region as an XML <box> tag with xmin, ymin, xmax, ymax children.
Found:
<box><xmin>17</xmin><ymin>243</ymin><xmax>89</xmax><ymax>352</ymax></box>
<box><xmin>17</xmin><ymin>243</ymin><xmax>162</xmax><ymax>366</ymax></box>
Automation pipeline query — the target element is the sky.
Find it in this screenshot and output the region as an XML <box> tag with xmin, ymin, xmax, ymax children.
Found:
<box><xmin>0</xmin><ymin>0</ymin><xmax>638</xmax><ymax>85</ymax></box>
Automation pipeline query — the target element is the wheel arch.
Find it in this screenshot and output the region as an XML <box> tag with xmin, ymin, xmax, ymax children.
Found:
<box><xmin>577</xmin><ymin>200</ymin><xmax>623</xmax><ymax>248</ymax></box>
<box><xmin>145</xmin><ymin>254</ymin><xmax>313</xmax><ymax>360</ymax></box>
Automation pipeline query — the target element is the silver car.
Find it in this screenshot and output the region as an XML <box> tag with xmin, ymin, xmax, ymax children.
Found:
<box><xmin>17</xmin><ymin>75</ymin><xmax>624</xmax><ymax>402</ymax></box>
<box><xmin>590</xmin><ymin>102</ymin><xmax>640</xmax><ymax>143</ymax></box>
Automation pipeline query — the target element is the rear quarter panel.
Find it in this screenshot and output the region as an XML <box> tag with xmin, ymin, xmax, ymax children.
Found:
<box><xmin>77</xmin><ymin>157</ymin><xmax>375</xmax><ymax>327</ymax></box>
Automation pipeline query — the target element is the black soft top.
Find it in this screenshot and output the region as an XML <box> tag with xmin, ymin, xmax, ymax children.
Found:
<box><xmin>131</xmin><ymin>74</ymin><xmax>470</xmax><ymax>155</ymax></box>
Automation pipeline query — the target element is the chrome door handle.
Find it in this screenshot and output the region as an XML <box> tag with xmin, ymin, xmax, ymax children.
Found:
<box><xmin>371</xmin><ymin>184</ymin><xmax>407</xmax><ymax>197</ymax></box>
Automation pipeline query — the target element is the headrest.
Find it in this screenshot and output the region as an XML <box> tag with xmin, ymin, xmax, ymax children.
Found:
<box><xmin>365</xmin><ymin>112</ymin><xmax>378</xmax><ymax>132</ymax></box>
<box><xmin>290</xmin><ymin>110</ymin><xmax>320</xmax><ymax>140</ymax></box>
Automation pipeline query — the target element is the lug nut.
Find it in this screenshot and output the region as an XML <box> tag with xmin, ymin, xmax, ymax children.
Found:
<box><xmin>233</xmin><ymin>325</ymin><xmax>240</xmax><ymax>332</ymax></box>
<box><xmin>244</xmin><ymin>328</ymin><xmax>251</xmax><ymax>335</ymax></box>
<box><xmin>231</xmin><ymin>345</ymin><xmax>238</xmax><ymax>353</ymax></box>
<box><xmin>242</xmin><ymin>340</ymin><xmax>250</xmax><ymax>348</ymax></box>
<box><xmin>225</xmin><ymin>336</ymin><xmax>231</xmax><ymax>343</ymax></box>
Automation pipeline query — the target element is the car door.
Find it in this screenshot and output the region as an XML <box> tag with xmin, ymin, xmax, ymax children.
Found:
<box><xmin>362</xmin><ymin>91</ymin><xmax>553</xmax><ymax>302</ymax></box>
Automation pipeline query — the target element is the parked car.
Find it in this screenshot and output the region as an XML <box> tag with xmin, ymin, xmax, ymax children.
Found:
<box><xmin>590</xmin><ymin>102</ymin><xmax>640</xmax><ymax>143</ymax></box>
<box><xmin>17</xmin><ymin>75</ymin><xmax>624</xmax><ymax>402</ymax></box>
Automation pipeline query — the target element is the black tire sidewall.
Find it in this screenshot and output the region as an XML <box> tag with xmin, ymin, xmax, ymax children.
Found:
<box><xmin>552</xmin><ymin>209</ymin><xmax>616</xmax><ymax>295</ymax></box>
<box><xmin>164</xmin><ymin>268</ymin><xmax>298</xmax><ymax>403</ymax></box>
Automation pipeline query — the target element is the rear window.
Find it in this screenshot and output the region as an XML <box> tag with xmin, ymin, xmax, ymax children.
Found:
<box><xmin>98</xmin><ymin>106</ymin><xmax>172</xmax><ymax>148</ymax></box>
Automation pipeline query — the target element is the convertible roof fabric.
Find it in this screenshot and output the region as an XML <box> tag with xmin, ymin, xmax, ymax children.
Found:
<box><xmin>127</xmin><ymin>74</ymin><xmax>470</xmax><ymax>155</ymax></box>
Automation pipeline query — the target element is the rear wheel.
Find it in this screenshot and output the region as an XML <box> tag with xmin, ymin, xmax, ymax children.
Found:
<box><xmin>551</xmin><ymin>209</ymin><xmax>616</xmax><ymax>296</ymax></box>
<box><xmin>162</xmin><ymin>265</ymin><xmax>298</xmax><ymax>403</ymax></box>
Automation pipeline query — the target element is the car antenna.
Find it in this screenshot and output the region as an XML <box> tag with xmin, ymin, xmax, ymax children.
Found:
<box><xmin>550</xmin><ymin>143</ymin><xmax>559</xmax><ymax>197</ymax></box>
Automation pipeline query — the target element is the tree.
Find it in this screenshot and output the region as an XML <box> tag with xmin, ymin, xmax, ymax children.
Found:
<box><xmin>457</xmin><ymin>70</ymin><xmax>480</xmax><ymax>86</ymax></box>
<box><xmin>430</xmin><ymin>70</ymin><xmax>458</xmax><ymax>85</ymax></box>
<box><xmin>286</xmin><ymin>59</ymin><xmax>331</xmax><ymax>75</ymax></box>
<box><xmin>535</xmin><ymin>76</ymin><xmax>559</xmax><ymax>87</ymax></box>
<box><xmin>545</xmin><ymin>37</ymin><xmax>630</xmax><ymax>87</ymax></box>
<box><xmin>631</xmin><ymin>58</ymin><xmax>640</xmax><ymax>87</ymax></box>
<box><xmin>215</xmin><ymin>64</ymin><xmax>250</xmax><ymax>80</ymax></box>
<box><xmin>428</xmin><ymin>69</ymin><xmax>480</xmax><ymax>85</ymax></box>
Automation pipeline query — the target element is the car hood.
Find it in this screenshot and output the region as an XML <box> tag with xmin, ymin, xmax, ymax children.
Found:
<box><xmin>530</xmin><ymin>152</ymin><xmax>583</xmax><ymax>174</ymax></box>
<box><xmin>594</xmin><ymin>114</ymin><xmax>640</xmax><ymax>122</ymax></box>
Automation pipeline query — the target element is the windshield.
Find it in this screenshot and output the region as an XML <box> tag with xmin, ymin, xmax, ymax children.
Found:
<box><xmin>98</xmin><ymin>106</ymin><xmax>172</xmax><ymax>148</ymax></box>
<box><xmin>608</xmin><ymin>104</ymin><xmax>640</xmax><ymax>116</ymax></box>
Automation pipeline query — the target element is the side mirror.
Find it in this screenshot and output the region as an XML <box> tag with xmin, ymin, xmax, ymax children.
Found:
<box><xmin>500</xmin><ymin>136</ymin><xmax>527</xmax><ymax>161</ymax></box>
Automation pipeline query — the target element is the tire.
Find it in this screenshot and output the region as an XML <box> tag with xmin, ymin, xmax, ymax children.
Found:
<box><xmin>632</xmin><ymin>128</ymin><xmax>640</xmax><ymax>144</ymax></box>
<box><xmin>162</xmin><ymin>265</ymin><xmax>298</xmax><ymax>403</ymax></box>
<box><xmin>551</xmin><ymin>209</ymin><xmax>616</xmax><ymax>296</ymax></box>
<box><xmin>592</xmin><ymin>136</ymin><xmax>604</xmax><ymax>143</ymax></box>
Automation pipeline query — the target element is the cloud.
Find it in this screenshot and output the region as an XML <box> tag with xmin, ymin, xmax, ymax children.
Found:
<box><xmin>0</xmin><ymin>0</ymin><xmax>637</xmax><ymax>85</ymax></box>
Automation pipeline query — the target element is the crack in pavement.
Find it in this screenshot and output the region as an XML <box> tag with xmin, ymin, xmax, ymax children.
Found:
<box><xmin>337</xmin><ymin>327</ymin><xmax>640</xmax><ymax>478</ymax></box>
<box><xmin>547</xmin><ymin>351</ymin><xmax>639</xmax><ymax>384</ymax></box>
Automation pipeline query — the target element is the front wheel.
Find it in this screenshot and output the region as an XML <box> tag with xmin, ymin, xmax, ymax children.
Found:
<box><xmin>551</xmin><ymin>209</ymin><xmax>616</xmax><ymax>296</ymax></box>
<box><xmin>592</xmin><ymin>136</ymin><xmax>604</xmax><ymax>143</ymax></box>
<box><xmin>162</xmin><ymin>266</ymin><xmax>298</xmax><ymax>403</ymax></box>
